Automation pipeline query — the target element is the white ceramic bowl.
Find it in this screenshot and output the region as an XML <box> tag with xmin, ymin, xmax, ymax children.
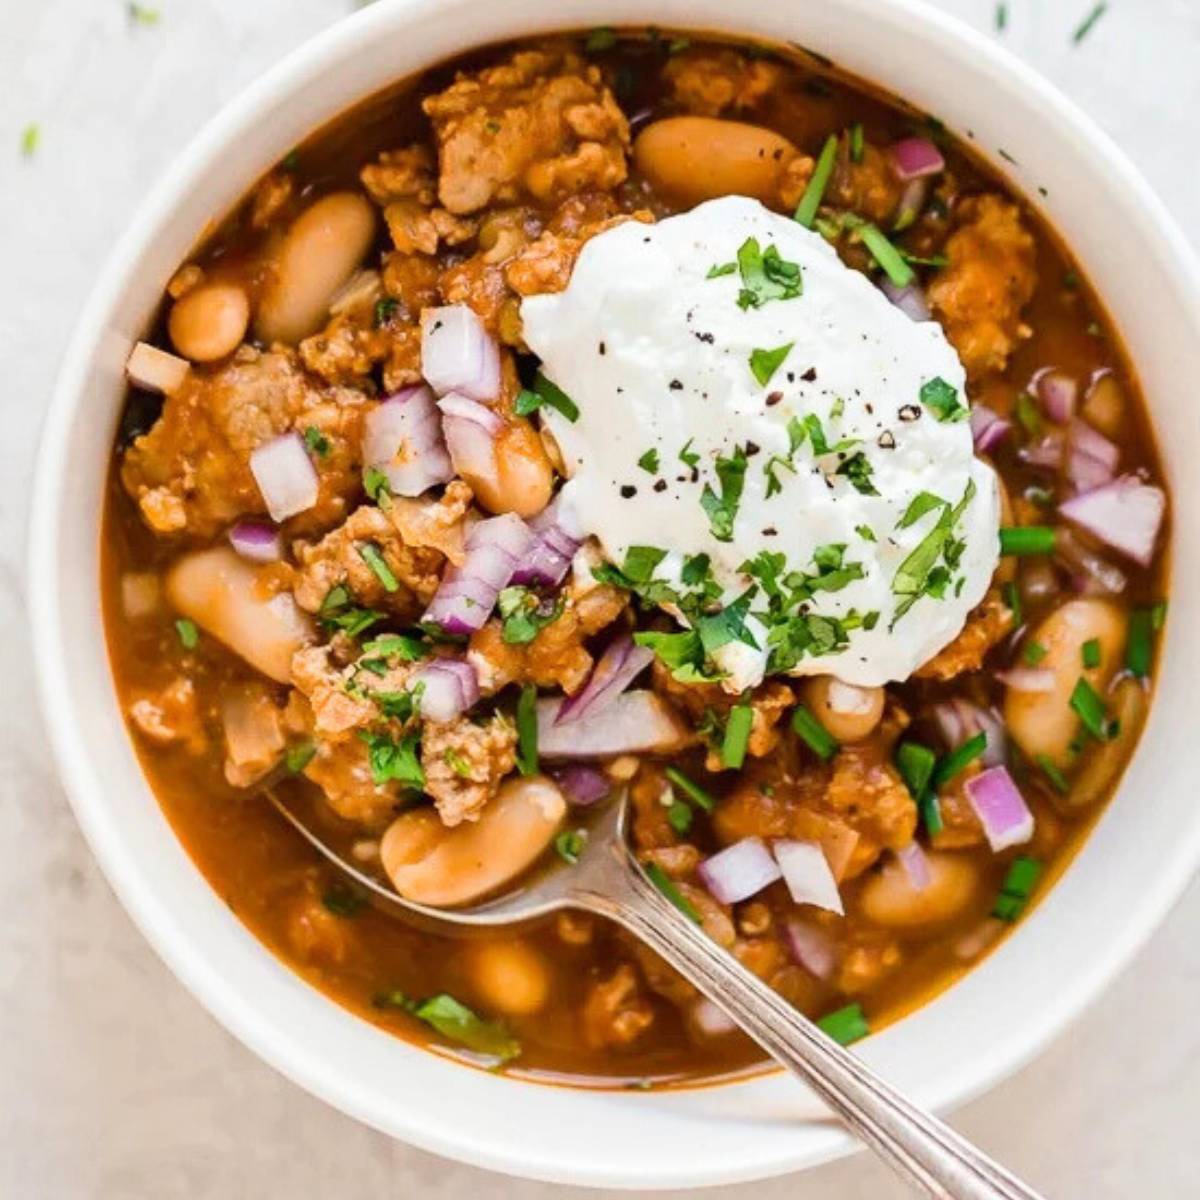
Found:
<box><xmin>28</xmin><ymin>0</ymin><xmax>1200</xmax><ymax>1188</ymax></box>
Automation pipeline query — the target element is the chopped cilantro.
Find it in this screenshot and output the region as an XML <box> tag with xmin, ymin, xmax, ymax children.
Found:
<box><xmin>584</xmin><ymin>25</ymin><xmax>618</xmax><ymax>51</ymax></box>
<box><xmin>706</xmin><ymin>261</ymin><xmax>736</xmax><ymax>278</ymax></box>
<box><xmin>749</xmin><ymin>342</ymin><xmax>794</xmax><ymax>387</ymax></box>
<box><xmin>318</xmin><ymin>585</ymin><xmax>384</xmax><ymax>638</ymax></box>
<box><xmin>678</xmin><ymin>438</ymin><xmax>701</xmax><ymax>470</ymax></box>
<box><xmin>555</xmin><ymin>829</ymin><xmax>587</xmax><ymax>864</ymax></box>
<box><xmin>20</xmin><ymin>124</ymin><xmax>40</xmax><ymax>158</ymax></box>
<box><xmin>621</xmin><ymin>544</ymin><xmax>668</xmax><ymax>584</ymax></box>
<box><xmin>174</xmin><ymin>617</ymin><xmax>199</xmax><ymax>649</ymax></box>
<box><xmin>836</xmin><ymin>452</ymin><xmax>879</xmax><ymax>495</ymax></box>
<box><xmin>515</xmin><ymin>371</ymin><xmax>579</xmax><ymax>422</ymax></box>
<box><xmin>127</xmin><ymin>2</ymin><xmax>160</xmax><ymax>25</ymax></box>
<box><xmin>856</xmin><ymin>523</ymin><xmax>877</xmax><ymax>542</ymax></box>
<box><xmin>373</xmin><ymin>297</ymin><xmax>399</xmax><ymax>326</ymax></box>
<box><xmin>497</xmin><ymin>585</ymin><xmax>563</xmax><ymax>645</ymax></box>
<box><xmin>919</xmin><ymin>377</ymin><xmax>968</xmax><ymax>423</ymax></box>
<box><xmin>363</xmin><ymin>465</ymin><xmax>393</xmax><ymax>509</ymax></box>
<box><xmin>410</xmin><ymin>993</ymin><xmax>521</xmax><ymax>1062</ymax></box>
<box><xmin>361</xmin><ymin>632</ymin><xmax>428</xmax><ymax>665</ymax></box>
<box><xmin>735</xmin><ymin>237</ymin><xmax>803</xmax><ymax>309</ymax></box>
<box><xmin>700</xmin><ymin>446</ymin><xmax>748</xmax><ymax>541</ymax></box>
<box><xmin>637</xmin><ymin>447</ymin><xmax>660</xmax><ymax>474</ymax></box>
<box><xmin>891</xmin><ymin>479</ymin><xmax>976</xmax><ymax>625</ymax></box>
<box><xmin>358</xmin><ymin>729</ymin><xmax>424</xmax><ymax>788</ymax></box>
<box><xmin>304</xmin><ymin>425</ymin><xmax>330</xmax><ymax>457</ymax></box>
<box><xmin>898</xmin><ymin>491</ymin><xmax>948</xmax><ymax>530</ymax></box>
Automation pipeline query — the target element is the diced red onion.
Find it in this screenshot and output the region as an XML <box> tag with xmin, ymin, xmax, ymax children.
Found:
<box><xmin>555</xmin><ymin>635</ymin><xmax>654</xmax><ymax>726</ymax></box>
<box><xmin>890</xmin><ymin>136</ymin><xmax>945</xmax><ymax>180</ymax></box>
<box><xmin>970</xmin><ymin>404</ymin><xmax>1011</xmax><ymax>455</ymax></box>
<box><xmin>688</xmin><ymin>997</ymin><xmax>739</xmax><ymax>1038</ymax></box>
<box><xmin>933</xmin><ymin>699</ymin><xmax>1007</xmax><ymax>767</ymax></box>
<box><xmin>410</xmin><ymin>659</ymin><xmax>480</xmax><ymax>723</ymax></box>
<box><xmin>964</xmin><ymin>766</ymin><xmax>1034</xmax><ymax>852</ymax></box>
<box><xmin>423</xmin><ymin>514</ymin><xmax>531</xmax><ymax>635</ymax></box>
<box><xmin>553</xmin><ymin>765</ymin><xmax>611</xmax><ymax>807</ymax></box>
<box><xmin>894</xmin><ymin>841</ymin><xmax>932</xmax><ymax>891</ymax></box>
<box><xmin>438</xmin><ymin>392</ymin><xmax>502</xmax><ymax>494</ymax></box>
<box><xmin>772</xmin><ymin>840</ymin><xmax>844</xmax><ymax>914</ymax></box>
<box><xmin>954</xmin><ymin>917</ymin><xmax>1005</xmax><ymax>962</ymax></box>
<box><xmin>1054</xmin><ymin>527</ymin><xmax>1127</xmax><ymax>595</ymax></box>
<box><xmin>512</xmin><ymin>493</ymin><xmax>584</xmax><ymax>588</ymax></box>
<box><xmin>1033</xmin><ymin>368</ymin><xmax>1078</xmax><ymax>425</ymax></box>
<box><xmin>880</xmin><ymin>278</ymin><xmax>931</xmax><ymax>322</ymax></box>
<box><xmin>126</xmin><ymin>341</ymin><xmax>190</xmax><ymax>395</ymax></box>
<box><xmin>1018</xmin><ymin>431</ymin><xmax>1064</xmax><ymax>471</ymax></box>
<box><xmin>784</xmin><ymin>920</ymin><xmax>836</xmax><ymax>980</ymax></box>
<box><xmin>698</xmin><ymin>837</ymin><xmax>782</xmax><ymax>905</ymax></box>
<box><xmin>362</xmin><ymin>385</ymin><xmax>453</xmax><ymax>497</ymax></box>
<box><xmin>420</xmin><ymin>304</ymin><xmax>500</xmax><ymax>401</ymax></box>
<box><xmin>1065</xmin><ymin>418</ymin><xmax>1119</xmax><ymax>493</ymax></box>
<box><xmin>893</xmin><ymin>176</ymin><xmax>929</xmax><ymax>232</ymax></box>
<box><xmin>536</xmin><ymin>690</ymin><xmax>686</xmax><ymax>759</ymax></box>
<box><xmin>249</xmin><ymin>432</ymin><xmax>320</xmax><ymax>522</ymax></box>
<box><xmin>1059</xmin><ymin>475</ymin><xmax>1166</xmax><ymax>567</ymax></box>
<box><xmin>228</xmin><ymin>520</ymin><xmax>283</xmax><ymax>563</ymax></box>
<box><xmin>995</xmin><ymin>667</ymin><xmax>1055</xmax><ymax>692</ymax></box>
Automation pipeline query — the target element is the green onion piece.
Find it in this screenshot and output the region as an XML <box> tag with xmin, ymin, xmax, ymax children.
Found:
<box><xmin>794</xmin><ymin>133</ymin><xmax>839</xmax><ymax>228</ymax></box>
<box><xmin>645</xmin><ymin>862</ymin><xmax>701</xmax><ymax>923</ymax></box>
<box><xmin>896</xmin><ymin>740</ymin><xmax>937</xmax><ymax>800</ymax></box>
<box><xmin>664</xmin><ymin>766</ymin><xmax>715</xmax><ymax>812</ymax></box>
<box><xmin>667</xmin><ymin>798</ymin><xmax>693</xmax><ymax>835</ymax></box>
<box><xmin>992</xmin><ymin>855</ymin><xmax>1043</xmax><ymax>921</ymax></box>
<box><xmin>999</xmin><ymin>526</ymin><xmax>1056</xmax><ymax>556</ymax></box>
<box><xmin>1081</xmin><ymin>638</ymin><xmax>1101</xmax><ymax>669</ymax></box>
<box><xmin>516</xmin><ymin>684</ymin><xmax>538</xmax><ymax>775</ymax></box>
<box><xmin>1151</xmin><ymin>600</ymin><xmax>1168</xmax><ymax>630</ymax></box>
<box><xmin>1014</xmin><ymin>392</ymin><xmax>1042</xmax><ymax>437</ymax></box>
<box><xmin>1023</xmin><ymin>640</ymin><xmax>1048</xmax><ymax>665</ymax></box>
<box><xmin>721</xmin><ymin>704</ymin><xmax>753</xmax><ymax>768</ymax></box>
<box><xmin>359</xmin><ymin>544</ymin><xmax>399</xmax><ymax>593</ymax></box>
<box><xmin>849</xmin><ymin>122</ymin><xmax>864</xmax><ymax>163</ymax></box>
<box><xmin>555</xmin><ymin>829</ymin><xmax>587</xmax><ymax>864</ymax></box>
<box><xmin>792</xmin><ymin>704</ymin><xmax>839</xmax><ymax>760</ymax></box>
<box><xmin>931</xmin><ymin>731</ymin><xmax>987</xmax><ymax>790</ymax></box>
<box><xmin>857</xmin><ymin>222</ymin><xmax>916</xmax><ymax>288</ymax></box>
<box><xmin>1072</xmin><ymin>2</ymin><xmax>1107</xmax><ymax>44</ymax></box>
<box><xmin>920</xmin><ymin>791</ymin><xmax>944</xmax><ymax>838</ymax></box>
<box><xmin>1126</xmin><ymin>607</ymin><xmax>1155</xmax><ymax>677</ymax></box>
<box><xmin>1035</xmin><ymin>753</ymin><xmax>1069</xmax><ymax>794</ymax></box>
<box><xmin>285</xmin><ymin>740</ymin><xmax>317</xmax><ymax>774</ymax></box>
<box><xmin>1069</xmin><ymin>677</ymin><xmax>1111</xmax><ymax>740</ymax></box>
<box><xmin>817</xmin><ymin>1002</ymin><xmax>870</xmax><ymax>1046</ymax></box>
<box><xmin>174</xmin><ymin>618</ymin><xmax>199</xmax><ymax>649</ymax></box>
<box><xmin>1002</xmin><ymin>580</ymin><xmax>1022</xmax><ymax>629</ymax></box>
<box><xmin>321</xmin><ymin>883</ymin><xmax>366</xmax><ymax>917</ymax></box>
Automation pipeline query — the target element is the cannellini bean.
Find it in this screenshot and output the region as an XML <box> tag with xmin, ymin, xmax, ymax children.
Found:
<box><xmin>857</xmin><ymin>853</ymin><xmax>979</xmax><ymax>929</ymax></box>
<box><xmin>468</xmin><ymin>939</ymin><xmax>551</xmax><ymax>1016</ymax></box>
<box><xmin>1064</xmin><ymin>676</ymin><xmax>1148</xmax><ymax>810</ymax></box>
<box><xmin>472</xmin><ymin>418</ymin><xmax>554</xmax><ymax>518</ymax></box>
<box><xmin>381</xmin><ymin>774</ymin><xmax>566</xmax><ymax>907</ymax></box>
<box><xmin>1004</xmin><ymin>598</ymin><xmax>1126</xmax><ymax>768</ymax></box>
<box><xmin>255</xmin><ymin>191</ymin><xmax>376</xmax><ymax>344</ymax></box>
<box><xmin>633</xmin><ymin>117</ymin><xmax>799</xmax><ymax>208</ymax></box>
<box><xmin>165</xmin><ymin>545</ymin><xmax>314</xmax><ymax>683</ymax></box>
<box><xmin>168</xmin><ymin>282</ymin><xmax>250</xmax><ymax>362</ymax></box>
<box><xmin>801</xmin><ymin>676</ymin><xmax>885</xmax><ymax>743</ymax></box>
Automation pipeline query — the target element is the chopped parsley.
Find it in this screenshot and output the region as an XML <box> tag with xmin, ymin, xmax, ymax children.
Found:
<box><xmin>515</xmin><ymin>371</ymin><xmax>579</xmax><ymax>422</ymax></box>
<box><xmin>794</xmin><ymin>133</ymin><xmax>839</xmax><ymax>228</ymax></box>
<box><xmin>637</xmin><ymin>447</ymin><xmax>660</xmax><ymax>474</ymax></box>
<box><xmin>174</xmin><ymin>617</ymin><xmax>199</xmax><ymax>649</ymax></box>
<box><xmin>749</xmin><ymin>342</ymin><xmax>794</xmax><ymax>387</ymax></box>
<box><xmin>363</xmin><ymin>465</ymin><xmax>393</xmax><ymax>509</ymax></box>
<box><xmin>358</xmin><ymin>543</ymin><xmax>399</xmax><ymax>593</ymax></box>
<box><xmin>497</xmin><ymin>585</ymin><xmax>563</xmax><ymax>645</ymax></box>
<box><xmin>919</xmin><ymin>377</ymin><xmax>968</xmax><ymax>423</ymax></box>
<box><xmin>734</xmin><ymin>237</ymin><xmax>803</xmax><ymax>309</ymax></box>
<box><xmin>700</xmin><ymin>446</ymin><xmax>748</xmax><ymax>541</ymax></box>
<box><xmin>359</xmin><ymin>729</ymin><xmax>424</xmax><ymax>788</ymax></box>
<box><xmin>304</xmin><ymin>425</ymin><xmax>330</xmax><ymax>457</ymax></box>
<box><xmin>555</xmin><ymin>829</ymin><xmax>587</xmax><ymax>864</ymax></box>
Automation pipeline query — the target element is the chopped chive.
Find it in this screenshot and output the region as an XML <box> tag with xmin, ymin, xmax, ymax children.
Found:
<box><xmin>856</xmin><ymin>222</ymin><xmax>916</xmax><ymax>288</ymax></box>
<box><xmin>1069</xmin><ymin>677</ymin><xmax>1111</xmax><ymax>740</ymax></box>
<box><xmin>1002</xmin><ymin>580</ymin><xmax>1023</xmax><ymax>628</ymax></box>
<box><xmin>1023</xmin><ymin>640</ymin><xmax>1048</xmax><ymax>665</ymax></box>
<box><xmin>285</xmin><ymin>739</ymin><xmax>317</xmax><ymax>774</ymax></box>
<box><xmin>995</xmin><ymin>2</ymin><xmax>1008</xmax><ymax>31</ymax></box>
<box><xmin>792</xmin><ymin>704</ymin><xmax>839</xmax><ymax>760</ymax></box>
<box><xmin>664</xmin><ymin>766</ymin><xmax>715</xmax><ymax>812</ymax></box>
<box><xmin>896</xmin><ymin>740</ymin><xmax>937</xmax><ymax>800</ymax></box>
<box><xmin>555</xmin><ymin>829</ymin><xmax>587</xmax><ymax>864</ymax></box>
<box><xmin>920</xmin><ymin>791</ymin><xmax>944</xmax><ymax>837</ymax></box>
<box><xmin>1072</xmin><ymin>2</ymin><xmax>1107</xmax><ymax>44</ymax></box>
<box><xmin>20</xmin><ymin>123</ymin><xmax>40</xmax><ymax>158</ymax></box>
<box><xmin>358</xmin><ymin>544</ymin><xmax>399</xmax><ymax>593</ymax></box>
<box><xmin>1081</xmin><ymin>638</ymin><xmax>1101</xmax><ymax>669</ymax></box>
<box><xmin>645</xmin><ymin>862</ymin><xmax>701</xmax><ymax>923</ymax></box>
<box><xmin>932</xmin><ymin>731</ymin><xmax>987</xmax><ymax>790</ymax></box>
<box><xmin>849</xmin><ymin>122</ymin><xmax>864</xmax><ymax>163</ymax></box>
<box><xmin>999</xmin><ymin>526</ymin><xmax>1056</xmax><ymax>556</ymax></box>
<box><xmin>667</xmin><ymin>798</ymin><xmax>693</xmax><ymax>834</ymax></box>
<box><xmin>1151</xmin><ymin>600</ymin><xmax>1168</xmax><ymax>630</ymax></box>
<box><xmin>993</xmin><ymin>855</ymin><xmax>1043</xmax><ymax>921</ymax></box>
<box><xmin>516</xmin><ymin>684</ymin><xmax>538</xmax><ymax>775</ymax></box>
<box><xmin>794</xmin><ymin>133</ymin><xmax>839</xmax><ymax>228</ymax></box>
<box><xmin>817</xmin><ymin>1002</ymin><xmax>870</xmax><ymax>1046</ymax></box>
<box><xmin>1036</xmin><ymin>753</ymin><xmax>1075</xmax><ymax>792</ymax></box>
<box><xmin>584</xmin><ymin>25</ymin><xmax>618</xmax><ymax>52</ymax></box>
<box><xmin>174</xmin><ymin>618</ymin><xmax>199</xmax><ymax>649</ymax></box>
<box><xmin>1126</xmin><ymin>606</ymin><xmax>1157</xmax><ymax>677</ymax></box>
<box><xmin>721</xmin><ymin>704</ymin><xmax>753</xmax><ymax>769</ymax></box>
<box><xmin>1015</xmin><ymin>392</ymin><xmax>1042</xmax><ymax>437</ymax></box>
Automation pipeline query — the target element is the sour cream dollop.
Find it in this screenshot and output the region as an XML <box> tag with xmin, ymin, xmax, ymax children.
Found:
<box><xmin>521</xmin><ymin>196</ymin><xmax>1000</xmax><ymax>688</ymax></box>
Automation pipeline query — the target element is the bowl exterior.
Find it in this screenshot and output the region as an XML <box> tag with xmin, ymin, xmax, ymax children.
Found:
<box><xmin>28</xmin><ymin>0</ymin><xmax>1200</xmax><ymax>1188</ymax></box>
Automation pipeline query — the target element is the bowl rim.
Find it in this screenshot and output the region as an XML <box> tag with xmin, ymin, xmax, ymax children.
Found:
<box><xmin>27</xmin><ymin>0</ymin><xmax>1200</xmax><ymax>1188</ymax></box>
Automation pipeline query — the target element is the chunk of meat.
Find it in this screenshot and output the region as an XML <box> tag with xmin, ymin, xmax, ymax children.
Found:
<box><xmin>250</xmin><ymin>170</ymin><xmax>295</xmax><ymax>230</ymax></box>
<box><xmin>829</xmin><ymin>143</ymin><xmax>903</xmax><ymax>225</ymax></box>
<box><xmin>359</xmin><ymin>144</ymin><xmax>437</xmax><ymax>207</ymax></box>
<box><xmin>382</xmin><ymin>200</ymin><xmax>477</xmax><ymax>255</ymax></box>
<box><xmin>662</xmin><ymin>48</ymin><xmax>783</xmax><ymax>116</ymax></box>
<box><xmin>468</xmin><ymin>583</ymin><xmax>626</xmax><ymax>694</ymax></box>
<box><xmin>419</xmin><ymin>714</ymin><xmax>518</xmax><ymax>826</ymax></box>
<box><xmin>304</xmin><ymin>735</ymin><xmax>401</xmax><ymax>826</ymax></box>
<box><xmin>390</xmin><ymin>479</ymin><xmax>472</xmax><ymax>565</ymax></box>
<box><xmin>931</xmin><ymin>762</ymin><xmax>987</xmax><ymax>849</ymax></box>
<box><xmin>220</xmin><ymin>683</ymin><xmax>290</xmax><ymax>787</ymax></box>
<box><xmin>284</xmin><ymin>873</ymin><xmax>358</xmax><ymax>966</ymax></box>
<box><xmin>927</xmin><ymin>194</ymin><xmax>1037</xmax><ymax>379</ymax></box>
<box><xmin>298</xmin><ymin>313</ymin><xmax>392</xmax><ymax>387</ymax></box>
<box><xmin>422</xmin><ymin>48</ymin><xmax>630</xmax><ymax>214</ymax></box>
<box><xmin>580</xmin><ymin>964</ymin><xmax>654</xmax><ymax>1049</ymax></box>
<box><xmin>916</xmin><ymin>590</ymin><xmax>1013</xmax><ymax>680</ymax></box>
<box><xmin>121</xmin><ymin>348</ymin><xmax>370</xmax><ymax>538</ymax></box>
<box><xmin>505</xmin><ymin>211</ymin><xmax>651</xmax><ymax>298</ymax></box>
<box><xmin>836</xmin><ymin>930</ymin><xmax>903</xmax><ymax>995</ymax></box>
<box><xmin>292</xmin><ymin>490</ymin><xmax>470</xmax><ymax>619</ymax></box>
<box><xmin>824</xmin><ymin>742</ymin><xmax>918</xmax><ymax>852</ymax></box>
<box><xmin>128</xmin><ymin>677</ymin><xmax>206</xmax><ymax>753</ymax></box>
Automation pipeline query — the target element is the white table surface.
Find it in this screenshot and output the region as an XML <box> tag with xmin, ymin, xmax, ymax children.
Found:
<box><xmin>2</xmin><ymin>1</ymin><xmax>1197</xmax><ymax>1196</ymax></box>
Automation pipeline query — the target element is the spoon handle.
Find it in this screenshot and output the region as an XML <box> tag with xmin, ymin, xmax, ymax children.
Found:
<box><xmin>582</xmin><ymin>860</ymin><xmax>1045</xmax><ymax>1200</ymax></box>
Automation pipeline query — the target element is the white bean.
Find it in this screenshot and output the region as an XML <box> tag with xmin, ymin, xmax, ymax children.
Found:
<box><xmin>857</xmin><ymin>853</ymin><xmax>979</xmax><ymax>929</ymax></box>
<box><xmin>801</xmin><ymin>676</ymin><xmax>885</xmax><ymax>743</ymax></box>
<box><xmin>1065</xmin><ymin>676</ymin><xmax>1148</xmax><ymax>809</ymax></box>
<box><xmin>468</xmin><ymin>939</ymin><xmax>551</xmax><ymax>1016</ymax></box>
<box><xmin>168</xmin><ymin>282</ymin><xmax>250</xmax><ymax>362</ymax></box>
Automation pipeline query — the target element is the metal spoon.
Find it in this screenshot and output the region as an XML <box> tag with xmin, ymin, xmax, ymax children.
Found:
<box><xmin>269</xmin><ymin>787</ymin><xmax>1044</xmax><ymax>1199</ymax></box>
